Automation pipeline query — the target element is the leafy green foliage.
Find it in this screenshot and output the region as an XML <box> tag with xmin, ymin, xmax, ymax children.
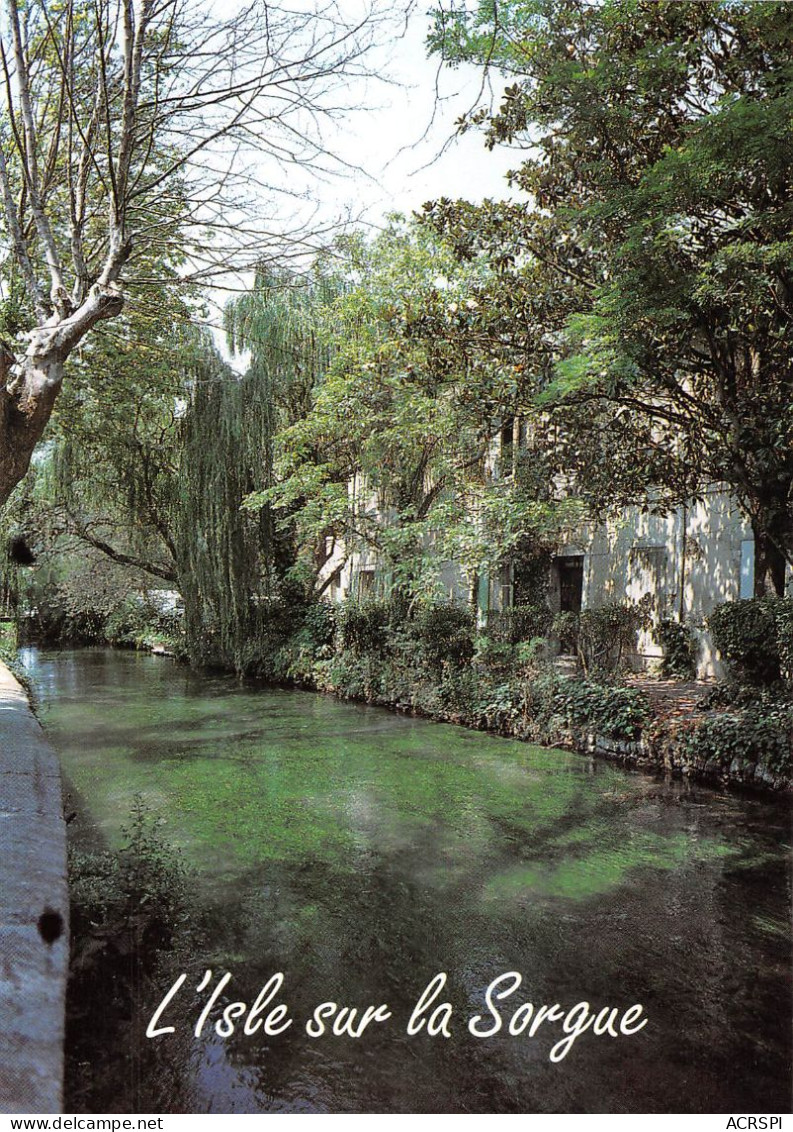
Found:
<box><xmin>246</xmin><ymin>219</ymin><xmax>576</xmax><ymax>603</ymax></box>
<box><xmin>683</xmin><ymin>708</ymin><xmax>792</xmax><ymax>778</ymax></box>
<box><xmin>22</xmin><ymin>556</ymin><xmax>132</xmax><ymax>644</ymax></box>
<box><xmin>274</xmin><ymin>597</ymin><xmax>790</xmax><ymax>787</ymax></box>
<box><xmin>471</xmin><ymin>635</ymin><xmax>524</xmax><ymax>676</ymax></box>
<box><xmin>297</xmin><ymin>602</ymin><xmax>338</xmax><ymax>654</ymax></box>
<box><xmin>337</xmin><ymin>599</ymin><xmax>401</xmax><ymax>657</ymax></box>
<box><xmin>66</xmin><ymin>797</ymin><xmax>196</xmax><ymax>1111</ymax></box>
<box><xmin>554</xmin><ymin>600</ymin><xmax>651</xmax><ymax>677</ymax></box>
<box><xmin>20</xmin><ymin>553</ymin><xmax>180</xmax><ymax>651</ymax></box>
<box><xmin>0</xmin><ymin>620</ymin><xmax>16</xmax><ymax>666</ymax></box>
<box><xmin>486</xmin><ymin>601</ymin><xmax>553</xmax><ymax>645</ymax></box>
<box><xmin>282</xmin><ymin>594</ymin><xmax>652</xmax><ymax>744</ymax></box>
<box><xmin>552</xmin><ymin>680</ymin><xmax>652</xmax><ymax>741</ymax></box>
<box><xmin>175</xmin><ymin>267</ymin><xmax>341</xmax><ymax>672</ymax></box>
<box><xmin>428</xmin><ymin>0</ymin><xmax>793</xmax><ymax>594</ymax></box>
<box><xmin>773</xmin><ymin>601</ymin><xmax>793</xmax><ymax>683</ymax></box>
<box><xmin>411</xmin><ymin>602</ymin><xmax>476</xmax><ymax>673</ymax></box>
<box><xmin>70</xmin><ymin>797</ymin><xmax>191</xmax><ymax>964</ymax></box>
<box><xmin>658</xmin><ymin>619</ymin><xmax>699</xmax><ymax>680</ymax></box>
<box><xmin>177</xmin><ymin>346</ymin><xmax>277</xmax><ymax>671</ymax></box>
<box><xmin>103</xmin><ymin>596</ymin><xmax>182</xmax><ymax>652</ymax></box>
<box><xmin>708</xmin><ymin>599</ymin><xmax>790</xmax><ymax>686</ymax></box>
<box><xmin>14</xmin><ymin>286</ymin><xmax>205</xmax><ymax>596</ymax></box>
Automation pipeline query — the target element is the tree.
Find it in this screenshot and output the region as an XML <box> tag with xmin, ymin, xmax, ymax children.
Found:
<box><xmin>29</xmin><ymin>285</ymin><xmax>207</xmax><ymax>587</ymax></box>
<box><xmin>429</xmin><ymin>0</ymin><xmax>793</xmax><ymax>595</ymax></box>
<box><xmin>174</xmin><ymin>267</ymin><xmax>334</xmax><ymax>670</ymax></box>
<box><xmin>0</xmin><ymin>284</ymin><xmax>224</xmax><ymax>654</ymax></box>
<box><xmin>251</xmin><ymin>218</ymin><xmax>578</xmax><ymax>602</ymax></box>
<box><xmin>0</xmin><ymin>0</ymin><xmax>392</xmax><ymax>507</ymax></box>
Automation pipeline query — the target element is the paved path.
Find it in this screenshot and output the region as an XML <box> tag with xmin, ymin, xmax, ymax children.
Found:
<box><xmin>0</xmin><ymin>660</ymin><xmax>68</xmax><ymax>1114</ymax></box>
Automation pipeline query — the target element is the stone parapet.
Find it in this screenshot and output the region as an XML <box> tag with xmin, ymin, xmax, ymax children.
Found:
<box><xmin>0</xmin><ymin>661</ymin><xmax>68</xmax><ymax>1114</ymax></box>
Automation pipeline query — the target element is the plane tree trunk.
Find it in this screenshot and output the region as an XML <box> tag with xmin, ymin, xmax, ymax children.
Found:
<box><xmin>0</xmin><ymin>287</ymin><xmax>124</xmax><ymax>507</ymax></box>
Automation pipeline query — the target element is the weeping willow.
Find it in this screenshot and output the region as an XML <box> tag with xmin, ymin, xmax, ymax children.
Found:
<box><xmin>178</xmin><ymin>267</ymin><xmax>336</xmax><ymax>672</ymax></box>
<box><xmin>0</xmin><ymin>508</ymin><xmax>20</xmax><ymax>621</ymax></box>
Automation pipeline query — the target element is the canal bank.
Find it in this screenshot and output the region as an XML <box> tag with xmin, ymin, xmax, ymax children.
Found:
<box><xmin>102</xmin><ymin>635</ymin><xmax>793</xmax><ymax>796</ymax></box>
<box><xmin>0</xmin><ymin>660</ymin><xmax>68</xmax><ymax>1114</ymax></box>
<box><xmin>24</xmin><ymin>611</ymin><xmax>793</xmax><ymax>797</ymax></box>
<box><xmin>292</xmin><ymin>661</ymin><xmax>793</xmax><ymax>796</ymax></box>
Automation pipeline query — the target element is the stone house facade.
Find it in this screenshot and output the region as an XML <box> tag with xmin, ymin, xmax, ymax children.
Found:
<box><xmin>322</xmin><ymin>451</ymin><xmax>790</xmax><ymax>680</ymax></box>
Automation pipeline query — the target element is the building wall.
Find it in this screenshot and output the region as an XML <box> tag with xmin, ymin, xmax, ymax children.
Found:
<box><xmin>557</xmin><ymin>485</ymin><xmax>786</xmax><ymax>678</ymax></box>
<box><xmin>319</xmin><ymin>462</ymin><xmax>789</xmax><ymax>679</ymax></box>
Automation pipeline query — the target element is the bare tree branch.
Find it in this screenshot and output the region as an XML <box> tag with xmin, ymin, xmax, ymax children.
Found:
<box><xmin>0</xmin><ymin>0</ymin><xmax>404</xmax><ymax>507</ymax></box>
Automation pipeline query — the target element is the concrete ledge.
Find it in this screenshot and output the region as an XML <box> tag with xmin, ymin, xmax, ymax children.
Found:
<box><xmin>0</xmin><ymin>661</ymin><xmax>68</xmax><ymax>1114</ymax></box>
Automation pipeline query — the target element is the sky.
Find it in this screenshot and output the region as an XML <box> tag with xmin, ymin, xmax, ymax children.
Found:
<box><xmin>316</xmin><ymin>5</ymin><xmax>520</xmax><ymax>223</ymax></box>
<box><xmin>207</xmin><ymin>0</ymin><xmax>521</xmax><ymax>361</ymax></box>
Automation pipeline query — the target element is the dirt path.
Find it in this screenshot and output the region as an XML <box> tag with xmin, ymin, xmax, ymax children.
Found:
<box><xmin>625</xmin><ymin>675</ymin><xmax>714</xmax><ymax>723</ymax></box>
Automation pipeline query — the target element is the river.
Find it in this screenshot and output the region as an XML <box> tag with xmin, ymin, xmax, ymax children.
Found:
<box><xmin>21</xmin><ymin>646</ymin><xmax>793</xmax><ymax>1114</ymax></box>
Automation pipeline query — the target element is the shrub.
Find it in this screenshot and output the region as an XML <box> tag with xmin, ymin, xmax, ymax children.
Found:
<box><xmin>658</xmin><ymin>618</ymin><xmax>699</xmax><ymax>679</ymax></box>
<box><xmin>69</xmin><ymin>797</ymin><xmax>191</xmax><ymax>970</ymax></box>
<box><xmin>479</xmin><ymin>680</ymin><xmax>524</xmax><ymax>733</ymax></box>
<box><xmin>708</xmin><ymin>598</ymin><xmax>783</xmax><ymax>685</ymax></box>
<box><xmin>410</xmin><ymin>602</ymin><xmax>475</xmax><ymax>672</ymax></box>
<box><xmin>337</xmin><ymin>599</ymin><xmax>394</xmax><ymax>656</ymax></box>
<box><xmin>683</xmin><ymin>707</ymin><xmax>793</xmax><ymax>777</ymax></box>
<box><xmin>473</xmin><ymin>635</ymin><xmax>518</xmax><ymax>674</ymax></box>
<box><xmin>104</xmin><ymin>594</ymin><xmax>182</xmax><ymax>649</ymax></box>
<box><xmin>327</xmin><ymin>650</ymin><xmax>387</xmax><ymax>702</ymax></box>
<box><xmin>296</xmin><ymin>601</ymin><xmax>337</xmax><ymax>653</ymax></box>
<box><xmin>517</xmin><ymin>669</ymin><xmax>651</xmax><ymax>742</ymax></box>
<box><xmin>67</xmin><ymin>797</ymin><xmax>195</xmax><ymax>1112</ymax></box>
<box><xmin>555</xmin><ymin>601</ymin><xmax>650</xmax><ymax>677</ymax></box>
<box><xmin>0</xmin><ymin>620</ymin><xmax>16</xmax><ymax>664</ymax></box>
<box><xmin>553</xmin><ymin>679</ymin><xmax>652</xmax><ymax>740</ymax></box>
<box><xmin>437</xmin><ymin>665</ymin><xmax>483</xmax><ymax>715</ymax></box>
<box><xmin>772</xmin><ymin>599</ymin><xmax>793</xmax><ymax>682</ymax></box>
<box><xmin>552</xmin><ymin>610</ymin><xmax>580</xmax><ymax>655</ymax></box>
<box><xmin>486</xmin><ymin>603</ymin><xmax>552</xmax><ymax>644</ymax></box>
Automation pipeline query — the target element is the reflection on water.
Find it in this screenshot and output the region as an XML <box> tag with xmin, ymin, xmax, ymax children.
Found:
<box><xmin>22</xmin><ymin>647</ymin><xmax>793</xmax><ymax>1114</ymax></box>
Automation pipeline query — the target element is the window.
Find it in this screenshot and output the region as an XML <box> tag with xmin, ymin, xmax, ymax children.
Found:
<box><xmin>357</xmin><ymin>569</ymin><xmax>376</xmax><ymax>598</ymax></box>
<box><xmin>498</xmin><ymin>563</ymin><xmax>513</xmax><ymax>611</ymax></box>
<box><xmin>740</xmin><ymin>539</ymin><xmax>754</xmax><ymax>599</ymax></box>
<box><xmin>498</xmin><ymin>417</ymin><xmax>514</xmax><ymax>478</ymax></box>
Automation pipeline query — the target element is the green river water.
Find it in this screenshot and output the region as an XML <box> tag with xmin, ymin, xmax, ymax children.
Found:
<box><xmin>22</xmin><ymin>647</ymin><xmax>793</xmax><ymax>1114</ymax></box>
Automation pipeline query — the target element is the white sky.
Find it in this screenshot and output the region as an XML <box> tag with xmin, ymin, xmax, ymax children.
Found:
<box><xmin>317</xmin><ymin>6</ymin><xmax>519</xmax><ymax>224</ymax></box>
<box><xmin>208</xmin><ymin>2</ymin><xmax>521</xmax><ymax>361</ymax></box>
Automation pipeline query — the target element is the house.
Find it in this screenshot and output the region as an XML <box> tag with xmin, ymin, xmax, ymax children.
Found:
<box><xmin>321</xmin><ymin>438</ymin><xmax>789</xmax><ymax>680</ymax></box>
<box><xmin>547</xmin><ymin>488</ymin><xmax>773</xmax><ymax>678</ymax></box>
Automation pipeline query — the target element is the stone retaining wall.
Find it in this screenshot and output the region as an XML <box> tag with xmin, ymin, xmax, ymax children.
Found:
<box><xmin>0</xmin><ymin>661</ymin><xmax>68</xmax><ymax>1114</ymax></box>
<box><xmin>580</xmin><ymin>731</ymin><xmax>790</xmax><ymax>792</ymax></box>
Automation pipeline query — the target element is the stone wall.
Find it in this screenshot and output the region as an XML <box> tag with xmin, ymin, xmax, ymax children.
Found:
<box><xmin>0</xmin><ymin>661</ymin><xmax>68</xmax><ymax>1114</ymax></box>
<box><xmin>580</xmin><ymin>731</ymin><xmax>790</xmax><ymax>793</ymax></box>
